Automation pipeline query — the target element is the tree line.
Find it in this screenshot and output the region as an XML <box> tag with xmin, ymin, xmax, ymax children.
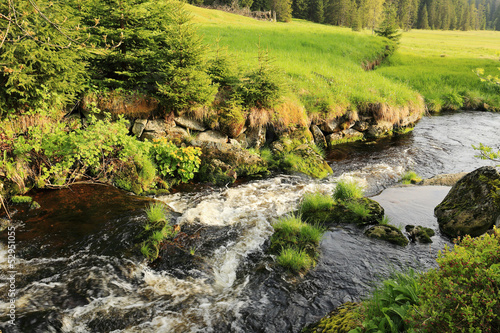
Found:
<box><xmin>193</xmin><ymin>0</ymin><xmax>500</xmax><ymax>30</ymax></box>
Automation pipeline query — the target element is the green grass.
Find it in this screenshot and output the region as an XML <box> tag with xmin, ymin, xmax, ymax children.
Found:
<box><xmin>190</xmin><ymin>6</ymin><xmax>500</xmax><ymax>114</ymax></box>
<box><xmin>145</xmin><ymin>202</ymin><xmax>167</xmax><ymax>224</ymax></box>
<box><xmin>401</xmin><ymin>170</ymin><xmax>422</xmax><ymax>184</ymax></box>
<box><xmin>189</xmin><ymin>5</ymin><xmax>424</xmax><ymax>120</ymax></box>
<box><xmin>270</xmin><ymin>214</ymin><xmax>325</xmax><ymax>273</ymax></box>
<box><xmin>277</xmin><ymin>247</ymin><xmax>314</xmax><ymax>272</ymax></box>
<box><xmin>345</xmin><ymin>200</ymin><xmax>371</xmax><ymax>219</ymax></box>
<box><xmin>333</xmin><ymin>180</ymin><xmax>364</xmax><ymax>201</ymax></box>
<box><xmin>377</xmin><ymin>30</ymin><xmax>500</xmax><ymax>111</ymax></box>
<box><xmin>141</xmin><ymin>202</ymin><xmax>177</xmax><ymax>262</ymax></box>
<box><xmin>299</xmin><ymin>192</ymin><xmax>335</xmax><ymax>214</ymax></box>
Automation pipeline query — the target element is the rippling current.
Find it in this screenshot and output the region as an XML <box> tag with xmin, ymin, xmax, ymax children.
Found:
<box><xmin>1</xmin><ymin>111</ymin><xmax>499</xmax><ymax>332</ymax></box>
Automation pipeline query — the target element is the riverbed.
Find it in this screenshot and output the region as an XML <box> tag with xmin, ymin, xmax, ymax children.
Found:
<box><xmin>1</xmin><ymin>111</ymin><xmax>499</xmax><ymax>332</ymax></box>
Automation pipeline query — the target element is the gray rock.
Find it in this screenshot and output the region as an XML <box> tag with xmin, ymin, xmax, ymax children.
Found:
<box><xmin>175</xmin><ymin>116</ymin><xmax>206</xmax><ymax>132</ymax></box>
<box><xmin>132</xmin><ymin>119</ymin><xmax>148</xmax><ymax>137</ymax></box>
<box><xmin>353</xmin><ymin>121</ymin><xmax>370</xmax><ymax>132</ymax></box>
<box><xmin>235</xmin><ymin>133</ymin><xmax>249</xmax><ymax>149</ymax></box>
<box><xmin>311</xmin><ymin>125</ymin><xmax>327</xmax><ymax>148</ymax></box>
<box><xmin>320</xmin><ymin>119</ymin><xmax>341</xmax><ymax>133</ymax></box>
<box><xmin>165</xmin><ymin>127</ymin><xmax>189</xmax><ymax>141</ymax></box>
<box><xmin>196</xmin><ymin>130</ymin><xmax>228</xmax><ymax>144</ymax></box>
<box><xmin>246</xmin><ymin>126</ymin><xmax>266</xmax><ymax>149</ymax></box>
<box><xmin>145</xmin><ymin>119</ymin><xmax>174</xmax><ymax>132</ymax></box>
<box><xmin>325</xmin><ymin>132</ymin><xmax>344</xmax><ymax>146</ymax></box>
<box><xmin>343</xmin><ymin>128</ymin><xmax>364</xmax><ymax>140</ymax></box>
<box><xmin>435</xmin><ymin>166</ymin><xmax>500</xmax><ymax>237</ymax></box>
<box><xmin>420</xmin><ymin>172</ymin><xmax>468</xmax><ymax>186</ymax></box>
<box><xmin>366</xmin><ymin>121</ymin><xmax>393</xmax><ymax>138</ymax></box>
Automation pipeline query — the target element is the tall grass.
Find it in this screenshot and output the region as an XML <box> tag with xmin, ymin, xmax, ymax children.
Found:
<box><xmin>299</xmin><ymin>192</ymin><xmax>335</xmax><ymax>214</ymax></box>
<box><xmin>270</xmin><ymin>214</ymin><xmax>325</xmax><ymax>272</ymax></box>
<box><xmin>189</xmin><ymin>5</ymin><xmax>423</xmax><ymax>121</ymax></box>
<box><xmin>141</xmin><ymin>202</ymin><xmax>177</xmax><ymax>262</ymax></box>
<box><xmin>277</xmin><ymin>247</ymin><xmax>314</xmax><ymax>272</ymax></box>
<box><xmin>333</xmin><ymin>180</ymin><xmax>364</xmax><ymax>201</ymax></box>
<box><xmin>377</xmin><ymin>30</ymin><xmax>500</xmax><ymax>111</ymax></box>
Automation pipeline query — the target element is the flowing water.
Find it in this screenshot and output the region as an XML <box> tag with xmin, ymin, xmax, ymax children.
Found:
<box><xmin>1</xmin><ymin>111</ymin><xmax>499</xmax><ymax>332</ymax></box>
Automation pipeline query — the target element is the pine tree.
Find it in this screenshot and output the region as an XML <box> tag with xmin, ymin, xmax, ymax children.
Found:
<box><xmin>273</xmin><ymin>0</ymin><xmax>293</xmax><ymax>21</ymax></box>
<box><xmin>0</xmin><ymin>0</ymin><xmax>87</xmax><ymax>116</ymax></box>
<box><xmin>155</xmin><ymin>1</ymin><xmax>217</xmax><ymax>114</ymax></box>
<box><xmin>310</xmin><ymin>0</ymin><xmax>325</xmax><ymax>23</ymax></box>
<box><xmin>419</xmin><ymin>4</ymin><xmax>430</xmax><ymax>29</ymax></box>
<box><xmin>374</xmin><ymin>2</ymin><xmax>401</xmax><ymax>44</ymax></box>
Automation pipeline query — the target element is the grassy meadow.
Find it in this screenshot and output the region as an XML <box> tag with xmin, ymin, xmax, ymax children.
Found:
<box><xmin>189</xmin><ymin>5</ymin><xmax>500</xmax><ymax>116</ymax></box>
<box><xmin>189</xmin><ymin>5</ymin><xmax>424</xmax><ymax>121</ymax></box>
<box><xmin>377</xmin><ymin>30</ymin><xmax>500</xmax><ymax>111</ymax></box>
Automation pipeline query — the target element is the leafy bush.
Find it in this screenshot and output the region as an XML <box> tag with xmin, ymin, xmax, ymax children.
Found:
<box><xmin>409</xmin><ymin>227</ymin><xmax>500</xmax><ymax>332</ymax></box>
<box><xmin>333</xmin><ymin>180</ymin><xmax>364</xmax><ymax>201</ymax></box>
<box><xmin>150</xmin><ymin>138</ymin><xmax>202</xmax><ymax>183</ymax></box>
<box><xmin>352</xmin><ymin>269</ymin><xmax>421</xmax><ymax>333</ymax></box>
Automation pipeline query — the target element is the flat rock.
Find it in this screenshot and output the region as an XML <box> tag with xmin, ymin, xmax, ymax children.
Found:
<box><xmin>175</xmin><ymin>116</ymin><xmax>206</xmax><ymax>132</ymax></box>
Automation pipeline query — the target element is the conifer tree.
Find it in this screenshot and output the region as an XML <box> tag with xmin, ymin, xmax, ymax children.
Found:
<box><xmin>0</xmin><ymin>0</ymin><xmax>87</xmax><ymax>116</ymax></box>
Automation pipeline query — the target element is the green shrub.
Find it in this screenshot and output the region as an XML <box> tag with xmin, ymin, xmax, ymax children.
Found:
<box><xmin>352</xmin><ymin>269</ymin><xmax>421</xmax><ymax>333</ymax></box>
<box><xmin>409</xmin><ymin>227</ymin><xmax>500</xmax><ymax>332</ymax></box>
<box><xmin>401</xmin><ymin>170</ymin><xmax>422</xmax><ymax>184</ymax></box>
<box><xmin>333</xmin><ymin>180</ymin><xmax>364</xmax><ymax>201</ymax></box>
<box><xmin>299</xmin><ymin>192</ymin><xmax>335</xmax><ymax>214</ymax></box>
<box><xmin>240</xmin><ymin>50</ymin><xmax>284</xmax><ymax>110</ymax></box>
<box><xmin>442</xmin><ymin>90</ymin><xmax>464</xmax><ymax>110</ymax></box>
<box><xmin>150</xmin><ymin>138</ymin><xmax>202</xmax><ymax>183</ymax></box>
<box><xmin>277</xmin><ymin>247</ymin><xmax>314</xmax><ymax>272</ymax></box>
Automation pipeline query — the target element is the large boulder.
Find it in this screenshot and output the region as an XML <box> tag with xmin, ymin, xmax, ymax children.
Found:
<box><xmin>174</xmin><ymin>116</ymin><xmax>206</xmax><ymax>132</ymax></box>
<box><xmin>435</xmin><ymin>166</ymin><xmax>500</xmax><ymax>238</ymax></box>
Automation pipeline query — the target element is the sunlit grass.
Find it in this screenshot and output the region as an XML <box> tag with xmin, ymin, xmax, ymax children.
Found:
<box><xmin>377</xmin><ymin>30</ymin><xmax>500</xmax><ymax>111</ymax></box>
<box><xmin>277</xmin><ymin>247</ymin><xmax>314</xmax><ymax>272</ymax></box>
<box><xmin>189</xmin><ymin>5</ymin><xmax>423</xmax><ymax>119</ymax></box>
<box><xmin>299</xmin><ymin>192</ymin><xmax>335</xmax><ymax>214</ymax></box>
<box><xmin>333</xmin><ymin>180</ymin><xmax>364</xmax><ymax>201</ymax></box>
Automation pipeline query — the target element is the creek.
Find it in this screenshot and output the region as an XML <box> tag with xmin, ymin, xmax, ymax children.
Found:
<box><xmin>1</xmin><ymin>111</ymin><xmax>499</xmax><ymax>332</ymax></box>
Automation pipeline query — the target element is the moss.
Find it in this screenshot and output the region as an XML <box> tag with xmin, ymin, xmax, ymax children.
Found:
<box><xmin>406</xmin><ymin>225</ymin><xmax>435</xmax><ymax>243</ymax></box>
<box><xmin>328</xmin><ymin>134</ymin><xmax>364</xmax><ymax>146</ymax></box>
<box><xmin>11</xmin><ymin>195</ymin><xmax>33</xmax><ymax>204</ymax></box>
<box><xmin>393</xmin><ymin>126</ymin><xmax>415</xmax><ymax>135</ymax></box>
<box><xmin>197</xmin><ymin>159</ymin><xmax>237</xmax><ymax>185</ymax></box>
<box><xmin>301</xmin><ymin>197</ymin><xmax>384</xmax><ymax>227</ymax></box>
<box><xmin>302</xmin><ymin>302</ymin><xmax>359</xmax><ymax>333</ymax></box>
<box><xmin>365</xmin><ymin>225</ymin><xmax>409</xmax><ymax>246</ymax></box>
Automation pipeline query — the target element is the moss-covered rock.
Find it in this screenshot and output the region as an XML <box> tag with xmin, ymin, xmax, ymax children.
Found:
<box><xmin>113</xmin><ymin>155</ymin><xmax>156</xmax><ymax>195</ymax></box>
<box><xmin>302</xmin><ymin>302</ymin><xmax>360</xmax><ymax>333</ymax></box>
<box><xmin>301</xmin><ymin>197</ymin><xmax>384</xmax><ymax>227</ymax></box>
<box><xmin>435</xmin><ymin>166</ymin><xmax>500</xmax><ymax>238</ymax></box>
<box><xmin>365</xmin><ymin>224</ymin><xmax>409</xmax><ymax>246</ymax></box>
<box><xmin>405</xmin><ymin>225</ymin><xmax>435</xmax><ymax>243</ymax></box>
<box><xmin>196</xmin><ymin>141</ymin><xmax>268</xmax><ymax>185</ymax></box>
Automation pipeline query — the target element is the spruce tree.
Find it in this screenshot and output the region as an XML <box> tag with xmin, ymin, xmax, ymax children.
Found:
<box><xmin>374</xmin><ymin>2</ymin><xmax>401</xmax><ymax>45</ymax></box>
<box><xmin>0</xmin><ymin>0</ymin><xmax>87</xmax><ymax>116</ymax></box>
<box><xmin>155</xmin><ymin>1</ymin><xmax>217</xmax><ymax>114</ymax></box>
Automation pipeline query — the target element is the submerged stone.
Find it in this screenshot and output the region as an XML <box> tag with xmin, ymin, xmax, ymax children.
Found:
<box><xmin>435</xmin><ymin>166</ymin><xmax>500</xmax><ymax>238</ymax></box>
<box><xmin>365</xmin><ymin>224</ymin><xmax>409</xmax><ymax>246</ymax></box>
<box><xmin>405</xmin><ymin>225</ymin><xmax>435</xmax><ymax>244</ymax></box>
<box><xmin>301</xmin><ymin>302</ymin><xmax>359</xmax><ymax>333</ymax></box>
